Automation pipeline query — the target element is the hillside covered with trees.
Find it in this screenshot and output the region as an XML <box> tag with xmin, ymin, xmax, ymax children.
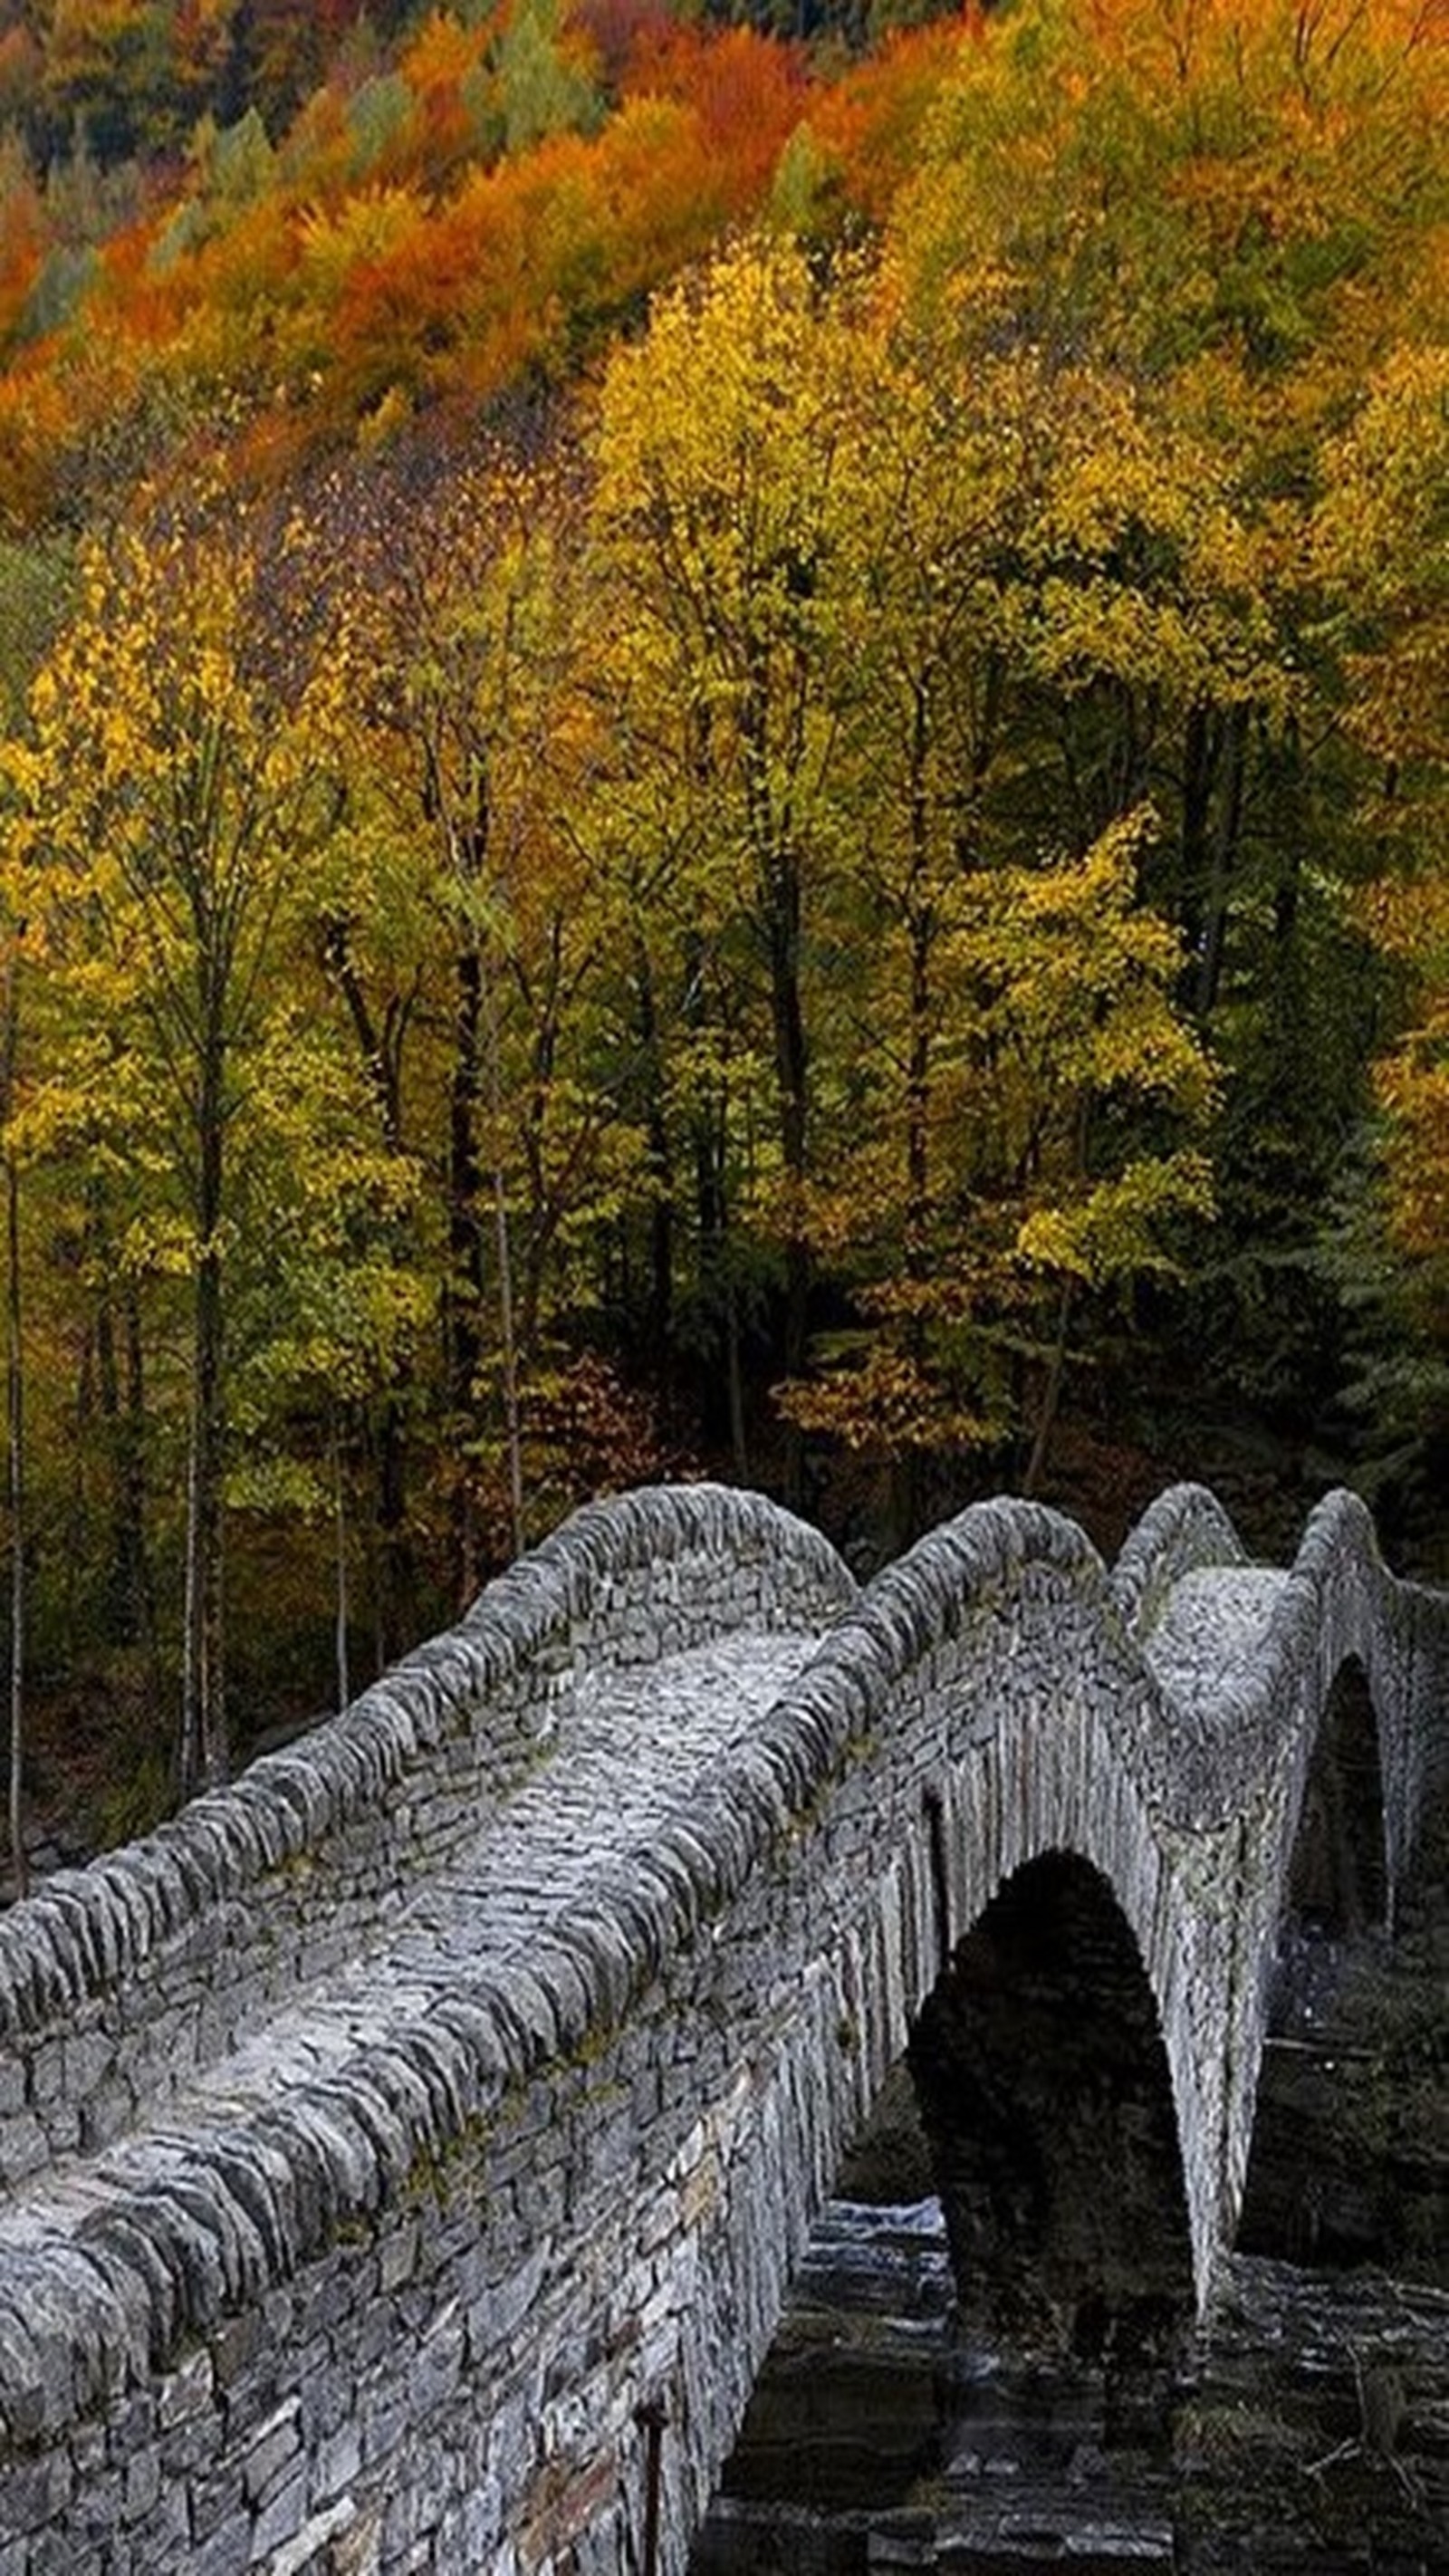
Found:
<box><xmin>0</xmin><ymin>0</ymin><xmax>1446</xmax><ymax>1866</ymax></box>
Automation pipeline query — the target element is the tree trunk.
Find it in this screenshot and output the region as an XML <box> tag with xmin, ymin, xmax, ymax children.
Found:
<box><xmin>446</xmin><ymin>936</ymin><xmax>485</xmax><ymax>1600</ymax></box>
<box><xmin>1192</xmin><ymin>701</ymin><xmax>1248</xmax><ymax>1021</ymax></box>
<box><xmin>122</xmin><ymin>1291</ymin><xmax>159</xmax><ymax>1675</ymax></box>
<box><xmin>1179</xmin><ymin>698</ymin><xmax>1214</xmax><ymax>972</ymax></box>
<box><xmin>726</xmin><ymin>1286</ymin><xmax>749</xmax><ymax>1484</ymax></box>
<box><xmin>906</xmin><ymin>678</ymin><xmax>933</xmax><ymax>1275</ymax></box>
<box><xmin>322</xmin><ymin>918</ymin><xmax>415</xmax><ymax>1658</ymax></box>
<box><xmin>890</xmin><ymin>680</ymin><xmax>936</xmax><ymax>1557</ymax></box>
<box><xmin>685</xmin><ymin>939</ymin><xmax>746</xmax><ymax>1473</ymax></box>
<box><xmin>1023</xmin><ymin>1278</ymin><xmax>1075</xmax><ymax>1499</ymax></box>
<box><xmin>487</xmin><ymin>956</ymin><xmax>525</xmax><ymax>1567</ymax></box>
<box><xmin>180</xmin><ymin>1053</ymin><xmax>227</xmax><ymax>1801</ymax></box>
<box><xmin>764</xmin><ymin>844</ymin><xmax>810</xmax><ymax>1508</ymax></box>
<box><xmin>635</xmin><ymin>940</ymin><xmax>674</xmax><ymax>1361</ymax></box>
<box><xmin>372</xmin><ymin>1396</ymin><xmax>408</xmax><ymax>1674</ymax></box>
<box><xmin>92</xmin><ymin>1206</ymin><xmax>155</xmax><ymax>1653</ymax></box>
<box><xmin>332</xmin><ymin>1410</ymin><xmax>350</xmax><ymax>1714</ymax></box>
<box><xmin>491</xmin><ymin>1153</ymin><xmax>524</xmax><ymax>1565</ymax></box>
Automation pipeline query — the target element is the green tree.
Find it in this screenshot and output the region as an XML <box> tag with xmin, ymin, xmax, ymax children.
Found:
<box><xmin>41</xmin><ymin>0</ymin><xmax>181</xmax><ymax>164</ymax></box>
<box><xmin>495</xmin><ymin>0</ymin><xmax>601</xmax><ymax>152</ymax></box>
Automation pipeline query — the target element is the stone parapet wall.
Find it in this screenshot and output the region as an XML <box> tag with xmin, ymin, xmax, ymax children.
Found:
<box><xmin>0</xmin><ymin>1696</ymin><xmax>937</xmax><ymax>2576</ymax></box>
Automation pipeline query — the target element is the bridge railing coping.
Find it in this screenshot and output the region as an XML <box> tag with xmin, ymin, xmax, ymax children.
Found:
<box><xmin>0</xmin><ymin>1478</ymin><xmax>1426</xmax><ymax>2070</ymax></box>
<box><xmin>804</xmin><ymin>1480</ymin><xmax>1436</xmax><ymax>1844</ymax></box>
<box><xmin>1109</xmin><ymin>1482</ymin><xmax>1251</xmax><ymax>1639</ymax></box>
<box><xmin>1260</xmin><ymin>1489</ymin><xmax>1377</xmax><ymax>1673</ymax></box>
<box><xmin>0</xmin><ymin>1503</ymin><xmax>1143</xmax><ymax>2435</ymax></box>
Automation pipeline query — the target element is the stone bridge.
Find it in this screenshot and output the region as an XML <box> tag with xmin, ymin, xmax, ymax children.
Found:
<box><xmin>0</xmin><ymin>1481</ymin><xmax>1445</xmax><ymax>2576</ymax></box>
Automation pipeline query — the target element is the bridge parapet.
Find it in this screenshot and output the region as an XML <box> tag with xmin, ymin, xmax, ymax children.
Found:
<box><xmin>1111</xmin><ymin>1480</ymin><xmax>1251</xmax><ymax>1642</ymax></box>
<box><xmin>0</xmin><ymin>1485</ymin><xmax>853</xmax><ymax>2189</ymax></box>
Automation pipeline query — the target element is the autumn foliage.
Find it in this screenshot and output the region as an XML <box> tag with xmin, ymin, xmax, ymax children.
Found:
<box><xmin>1</xmin><ymin>0</ymin><xmax>1448</xmax><ymax>1837</ymax></box>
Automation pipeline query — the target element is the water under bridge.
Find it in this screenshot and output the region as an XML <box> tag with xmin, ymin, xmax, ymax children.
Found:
<box><xmin>0</xmin><ymin>1479</ymin><xmax>1445</xmax><ymax>2575</ymax></box>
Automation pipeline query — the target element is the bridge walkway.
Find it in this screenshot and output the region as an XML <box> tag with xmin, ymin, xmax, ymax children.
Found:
<box><xmin>0</xmin><ymin>1628</ymin><xmax>820</xmax><ymax>2272</ymax></box>
<box><xmin>1137</xmin><ymin>1566</ymin><xmax>1291</xmax><ymax>1726</ymax></box>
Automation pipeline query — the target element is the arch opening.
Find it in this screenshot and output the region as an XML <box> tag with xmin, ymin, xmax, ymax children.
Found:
<box><xmin>689</xmin><ymin>2058</ymin><xmax>952</xmax><ymax>2569</ymax></box>
<box><xmin>1239</xmin><ymin>1657</ymin><xmax>1404</xmax><ymax>2270</ymax></box>
<box><xmin>907</xmin><ymin>1850</ymin><xmax>1195</xmax><ymax>2364</ymax></box>
<box><xmin>691</xmin><ymin>1855</ymin><xmax>1197</xmax><ymax>2570</ymax></box>
<box><xmin>1283</xmin><ymin>1654</ymin><xmax>1389</xmax><ymax>1949</ymax></box>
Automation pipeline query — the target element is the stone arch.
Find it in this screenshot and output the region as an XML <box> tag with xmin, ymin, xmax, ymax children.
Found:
<box><xmin>906</xmin><ymin>1850</ymin><xmax>1196</xmax><ymax>2360</ymax></box>
<box><xmin>1285</xmin><ymin>1652</ymin><xmax>1390</xmax><ymax>1941</ymax></box>
<box><xmin>1237</xmin><ymin>1656</ymin><xmax>1395</xmax><ymax>2271</ymax></box>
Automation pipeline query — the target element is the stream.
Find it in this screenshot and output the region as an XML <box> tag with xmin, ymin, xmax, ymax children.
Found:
<box><xmin>691</xmin><ymin>2198</ymin><xmax>1449</xmax><ymax>2571</ymax></box>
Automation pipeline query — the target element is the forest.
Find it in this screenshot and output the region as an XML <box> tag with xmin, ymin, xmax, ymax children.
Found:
<box><xmin>0</xmin><ymin>0</ymin><xmax>1445</xmax><ymax>1872</ymax></box>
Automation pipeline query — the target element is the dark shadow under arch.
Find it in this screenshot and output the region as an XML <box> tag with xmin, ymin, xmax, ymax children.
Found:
<box><xmin>1284</xmin><ymin>1654</ymin><xmax>1389</xmax><ymax>1941</ymax></box>
<box><xmin>1239</xmin><ymin>1658</ymin><xmax>1397</xmax><ymax>2270</ymax></box>
<box><xmin>907</xmin><ymin>1851</ymin><xmax>1195</xmax><ymax>2361</ymax></box>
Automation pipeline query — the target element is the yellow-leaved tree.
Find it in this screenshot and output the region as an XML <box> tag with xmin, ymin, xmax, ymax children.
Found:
<box><xmin>782</xmin><ymin>803</ymin><xmax>1216</xmax><ymax>1507</ymax></box>
<box><xmin>585</xmin><ymin>229</ymin><xmax>1222</xmax><ymax>1520</ymax></box>
<box><xmin>3</xmin><ymin>479</ymin><xmax>411</xmax><ymax>1797</ymax></box>
<box><xmin>1315</xmin><ymin>340</ymin><xmax>1449</xmax><ymax>1314</ymax></box>
<box><xmin>327</xmin><ymin>438</ymin><xmax>638</xmax><ymax>1598</ymax></box>
<box><xmin>590</xmin><ymin>235</ymin><xmax>897</xmax><ymax>1500</ymax></box>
